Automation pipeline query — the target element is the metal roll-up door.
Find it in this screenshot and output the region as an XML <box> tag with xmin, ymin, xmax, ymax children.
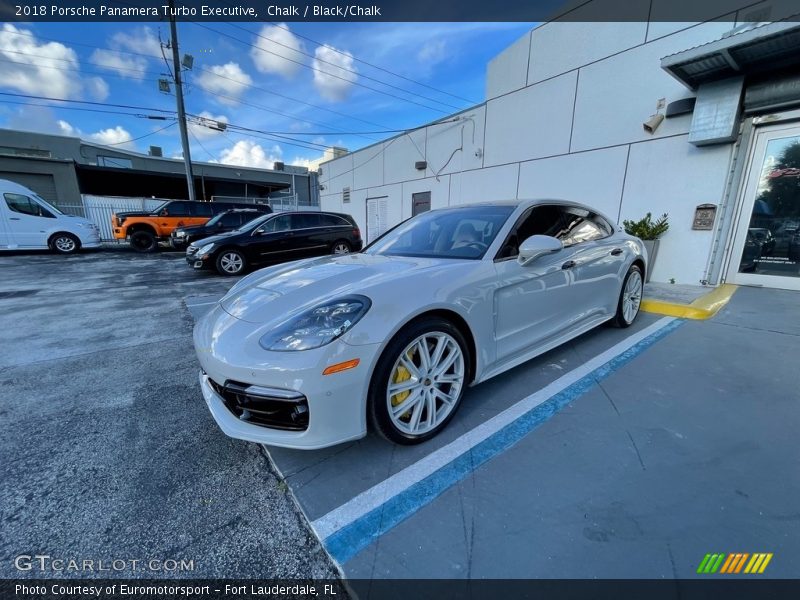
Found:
<box><xmin>744</xmin><ymin>74</ymin><xmax>800</xmax><ymax>114</ymax></box>
<box><xmin>0</xmin><ymin>172</ymin><xmax>58</xmax><ymax>203</ymax></box>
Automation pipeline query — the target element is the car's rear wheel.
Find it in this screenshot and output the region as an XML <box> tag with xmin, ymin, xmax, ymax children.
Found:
<box><xmin>332</xmin><ymin>240</ymin><xmax>351</xmax><ymax>254</ymax></box>
<box><xmin>612</xmin><ymin>264</ymin><xmax>643</xmax><ymax>328</ymax></box>
<box><xmin>216</xmin><ymin>249</ymin><xmax>246</xmax><ymax>276</ymax></box>
<box><xmin>369</xmin><ymin>317</ymin><xmax>469</xmax><ymax>444</ymax></box>
<box><xmin>50</xmin><ymin>233</ymin><xmax>79</xmax><ymax>254</ymax></box>
<box><xmin>130</xmin><ymin>230</ymin><xmax>157</xmax><ymax>253</ymax></box>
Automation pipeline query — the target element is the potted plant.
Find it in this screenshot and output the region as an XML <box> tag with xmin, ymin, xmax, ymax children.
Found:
<box><xmin>622</xmin><ymin>212</ymin><xmax>669</xmax><ymax>282</ymax></box>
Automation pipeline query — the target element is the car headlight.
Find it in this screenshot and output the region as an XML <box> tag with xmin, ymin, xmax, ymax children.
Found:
<box><xmin>198</xmin><ymin>243</ymin><xmax>215</xmax><ymax>255</ymax></box>
<box><xmin>259</xmin><ymin>295</ymin><xmax>371</xmax><ymax>352</ymax></box>
<box><xmin>175</xmin><ymin>230</ymin><xmax>186</xmax><ymax>237</ymax></box>
<box><xmin>78</xmin><ymin>223</ymin><xmax>95</xmax><ymax>229</ymax></box>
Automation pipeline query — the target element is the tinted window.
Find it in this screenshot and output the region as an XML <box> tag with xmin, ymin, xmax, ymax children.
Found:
<box><xmin>291</xmin><ymin>213</ymin><xmax>320</xmax><ymax>229</ymax></box>
<box><xmin>163</xmin><ymin>201</ymin><xmax>189</xmax><ymax>216</ymax></box>
<box><xmin>220</xmin><ymin>213</ymin><xmax>242</xmax><ymax>227</ymax></box>
<box><xmin>261</xmin><ymin>214</ymin><xmax>292</xmax><ymax>233</ymax></box>
<box><xmin>496</xmin><ymin>205</ymin><xmax>612</xmax><ymax>260</ymax></box>
<box><xmin>319</xmin><ymin>214</ymin><xmax>349</xmax><ymax>227</ymax></box>
<box><xmin>4</xmin><ymin>193</ymin><xmax>53</xmax><ymax>218</ymax></box>
<box><xmin>193</xmin><ymin>203</ymin><xmax>214</xmax><ymax>217</ymax></box>
<box><xmin>366</xmin><ymin>205</ymin><xmax>514</xmax><ymax>260</ymax></box>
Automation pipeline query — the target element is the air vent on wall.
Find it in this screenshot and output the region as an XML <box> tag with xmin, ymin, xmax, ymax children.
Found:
<box><xmin>343</xmin><ymin>186</ymin><xmax>351</xmax><ymax>203</ymax></box>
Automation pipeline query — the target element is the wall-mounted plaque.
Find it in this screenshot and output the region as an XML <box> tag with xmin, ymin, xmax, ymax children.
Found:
<box><xmin>692</xmin><ymin>204</ymin><xmax>717</xmax><ymax>230</ymax></box>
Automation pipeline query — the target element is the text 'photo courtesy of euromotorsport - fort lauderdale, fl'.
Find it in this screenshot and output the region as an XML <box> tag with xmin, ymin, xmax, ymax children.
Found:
<box><xmin>1</xmin><ymin>0</ymin><xmax>800</xmax><ymax>599</ymax></box>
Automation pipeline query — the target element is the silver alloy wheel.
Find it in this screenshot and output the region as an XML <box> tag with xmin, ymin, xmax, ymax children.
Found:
<box><xmin>386</xmin><ymin>332</ymin><xmax>465</xmax><ymax>436</ymax></box>
<box><xmin>622</xmin><ymin>270</ymin><xmax>643</xmax><ymax>324</ymax></box>
<box><xmin>333</xmin><ymin>242</ymin><xmax>350</xmax><ymax>254</ymax></box>
<box><xmin>219</xmin><ymin>251</ymin><xmax>244</xmax><ymax>274</ymax></box>
<box><xmin>54</xmin><ymin>236</ymin><xmax>76</xmax><ymax>253</ymax></box>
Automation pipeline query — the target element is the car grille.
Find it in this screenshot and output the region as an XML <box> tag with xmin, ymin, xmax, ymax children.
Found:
<box><xmin>208</xmin><ymin>377</ymin><xmax>309</xmax><ymax>431</ymax></box>
<box><xmin>187</xmin><ymin>246</ymin><xmax>199</xmax><ymax>256</ymax></box>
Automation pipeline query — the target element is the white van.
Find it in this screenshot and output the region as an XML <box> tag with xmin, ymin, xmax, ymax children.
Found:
<box><xmin>0</xmin><ymin>179</ymin><xmax>101</xmax><ymax>254</ymax></box>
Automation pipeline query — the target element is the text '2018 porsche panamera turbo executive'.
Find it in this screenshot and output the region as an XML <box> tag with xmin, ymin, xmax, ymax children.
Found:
<box><xmin>193</xmin><ymin>200</ymin><xmax>647</xmax><ymax>449</ymax></box>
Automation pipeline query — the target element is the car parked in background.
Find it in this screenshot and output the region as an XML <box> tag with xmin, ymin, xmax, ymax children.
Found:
<box><xmin>748</xmin><ymin>228</ymin><xmax>775</xmax><ymax>256</ymax></box>
<box><xmin>186</xmin><ymin>211</ymin><xmax>362</xmax><ymax>275</ymax></box>
<box><xmin>0</xmin><ymin>179</ymin><xmax>101</xmax><ymax>254</ymax></box>
<box><xmin>171</xmin><ymin>208</ymin><xmax>272</xmax><ymax>249</ymax></box>
<box><xmin>193</xmin><ymin>200</ymin><xmax>647</xmax><ymax>449</ymax></box>
<box><xmin>111</xmin><ymin>200</ymin><xmax>269</xmax><ymax>252</ymax></box>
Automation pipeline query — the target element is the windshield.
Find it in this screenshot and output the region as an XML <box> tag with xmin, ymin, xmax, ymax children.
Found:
<box><xmin>33</xmin><ymin>194</ymin><xmax>63</xmax><ymax>215</ymax></box>
<box><xmin>366</xmin><ymin>205</ymin><xmax>515</xmax><ymax>260</ymax></box>
<box><xmin>205</xmin><ymin>213</ymin><xmax>224</xmax><ymax>227</ymax></box>
<box><xmin>237</xmin><ymin>213</ymin><xmax>271</xmax><ymax>232</ymax></box>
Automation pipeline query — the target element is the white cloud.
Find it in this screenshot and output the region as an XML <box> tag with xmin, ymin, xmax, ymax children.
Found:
<box><xmin>90</xmin><ymin>26</ymin><xmax>161</xmax><ymax>81</ymax></box>
<box><xmin>57</xmin><ymin>120</ymin><xmax>77</xmax><ymax>136</ymax></box>
<box><xmin>0</xmin><ymin>24</ymin><xmax>83</xmax><ymax>98</ymax></box>
<box><xmin>86</xmin><ymin>76</ymin><xmax>109</xmax><ymax>101</ymax></box>
<box><xmin>196</xmin><ymin>62</ymin><xmax>253</xmax><ymax>105</ymax></box>
<box><xmin>250</xmin><ymin>23</ymin><xmax>305</xmax><ymax>78</ymax></box>
<box><xmin>188</xmin><ymin>111</ymin><xmax>229</xmax><ymax>139</ymax></box>
<box><xmin>88</xmin><ymin>126</ymin><xmax>134</xmax><ymax>149</ymax></box>
<box><xmin>417</xmin><ymin>39</ymin><xmax>447</xmax><ymax>65</ymax></box>
<box><xmin>290</xmin><ymin>157</ymin><xmax>314</xmax><ymax>169</ymax></box>
<box><xmin>312</xmin><ymin>45</ymin><xmax>357</xmax><ymax>102</ymax></box>
<box><xmin>218</xmin><ymin>140</ymin><xmax>282</xmax><ymax>169</ymax></box>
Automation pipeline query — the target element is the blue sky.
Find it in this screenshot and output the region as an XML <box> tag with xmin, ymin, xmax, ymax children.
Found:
<box><xmin>0</xmin><ymin>21</ymin><xmax>534</xmax><ymax>168</ymax></box>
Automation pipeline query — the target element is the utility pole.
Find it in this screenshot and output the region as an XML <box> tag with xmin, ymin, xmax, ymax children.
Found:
<box><xmin>168</xmin><ymin>0</ymin><xmax>195</xmax><ymax>201</ymax></box>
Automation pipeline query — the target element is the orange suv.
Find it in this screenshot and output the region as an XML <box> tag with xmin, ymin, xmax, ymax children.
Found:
<box><xmin>111</xmin><ymin>200</ymin><xmax>269</xmax><ymax>252</ymax></box>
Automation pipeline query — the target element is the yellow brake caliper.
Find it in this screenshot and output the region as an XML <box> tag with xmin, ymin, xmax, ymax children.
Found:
<box><xmin>391</xmin><ymin>349</ymin><xmax>416</xmax><ymax>420</ymax></box>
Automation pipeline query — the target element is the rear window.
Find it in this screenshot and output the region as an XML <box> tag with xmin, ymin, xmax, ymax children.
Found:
<box><xmin>193</xmin><ymin>203</ymin><xmax>214</xmax><ymax>217</ymax></box>
<box><xmin>320</xmin><ymin>214</ymin><xmax>350</xmax><ymax>227</ymax></box>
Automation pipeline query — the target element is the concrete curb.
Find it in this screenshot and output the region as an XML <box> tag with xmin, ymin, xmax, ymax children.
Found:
<box><xmin>641</xmin><ymin>284</ymin><xmax>738</xmax><ymax>320</ymax></box>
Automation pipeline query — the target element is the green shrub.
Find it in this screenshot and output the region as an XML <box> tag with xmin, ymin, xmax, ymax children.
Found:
<box><xmin>623</xmin><ymin>212</ymin><xmax>669</xmax><ymax>240</ymax></box>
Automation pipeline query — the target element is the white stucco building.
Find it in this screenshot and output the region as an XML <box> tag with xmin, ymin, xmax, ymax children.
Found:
<box><xmin>320</xmin><ymin>0</ymin><xmax>800</xmax><ymax>290</ymax></box>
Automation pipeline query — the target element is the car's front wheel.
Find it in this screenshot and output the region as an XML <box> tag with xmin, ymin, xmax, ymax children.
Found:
<box><xmin>612</xmin><ymin>264</ymin><xmax>643</xmax><ymax>328</ymax></box>
<box><xmin>50</xmin><ymin>233</ymin><xmax>80</xmax><ymax>254</ymax></box>
<box><xmin>215</xmin><ymin>249</ymin><xmax>246</xmax><ymax>276</ymax></box>
<box><xmin>369</xmin><ymin>317</ymin><xmax>470</xmax><ymax>444</ymax></box>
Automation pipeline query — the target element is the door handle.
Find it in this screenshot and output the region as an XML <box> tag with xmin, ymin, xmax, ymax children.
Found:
<box><xmin>9</xmin><ymin>217</ymin><xmax>20</xmax><ymax>220</ymax></box>
<box><xmin>561</xmin><ymin>260</ymin><xmax>576</xmax><ymax>270</ymax></box>
<box><xmin>610</xmin><ymin>248</ymin><xmax>623</xmax><ymax>256</ymax></box>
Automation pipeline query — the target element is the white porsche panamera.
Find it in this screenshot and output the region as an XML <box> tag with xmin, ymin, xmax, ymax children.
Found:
<box><xmin>193</xmin><ymin>200</ymin><xmax>647</xmax><ymax>449</ymax></box>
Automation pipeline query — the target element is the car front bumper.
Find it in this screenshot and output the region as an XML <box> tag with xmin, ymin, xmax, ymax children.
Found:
<box><xmin>194</xmin><ymin>304</ymin><xmax>381</xmax><ymax>449</ymax></box>
<box><xmin>80</xmin><ymin>230</ymin><xmax>102</xmax><ymax>248</ymax></box>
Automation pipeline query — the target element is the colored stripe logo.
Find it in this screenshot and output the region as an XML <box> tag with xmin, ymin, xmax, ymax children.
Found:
<box><xmin>697</xmin><ymin>553</ymin><xmax>773</xmax><ymax>574</ymax></box>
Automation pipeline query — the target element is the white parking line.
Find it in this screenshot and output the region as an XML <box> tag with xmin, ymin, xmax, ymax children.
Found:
<box><xmin>312</xmin><ymin>317</ymin><xmax>680</xmax><ymax>561</ymax></box>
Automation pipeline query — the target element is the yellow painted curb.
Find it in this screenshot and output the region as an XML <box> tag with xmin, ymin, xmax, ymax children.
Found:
<box><xmin>640</xmin><ymin>284</ymin><xmax>738</xmax><ymax>320</ymax></box>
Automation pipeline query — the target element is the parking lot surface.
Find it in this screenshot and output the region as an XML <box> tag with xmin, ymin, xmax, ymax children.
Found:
<box><xmin>3</xmin><ymin>250</ymin><xmax>798</xmax><ymax>583</ymax></box>
<box><xmin>0</xmin><ymin>250</ymin><xmax>339</xmax><ymax>579</ymax></box>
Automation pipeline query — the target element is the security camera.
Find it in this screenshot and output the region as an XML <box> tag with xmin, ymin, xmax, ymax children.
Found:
<box><xmin>643</xmin><ymin>113</ymin><xmax>665</xmax><ymax>134</ymax></box>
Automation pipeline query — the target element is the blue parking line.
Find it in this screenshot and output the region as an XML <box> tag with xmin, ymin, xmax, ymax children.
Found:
<box><xmin>323</xmin><ymin>318</ymin><xmax>684</xmax><ymax>564</ymax></box>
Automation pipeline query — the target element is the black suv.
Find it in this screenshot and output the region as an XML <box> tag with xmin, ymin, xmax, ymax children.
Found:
<box><xmin>186</xmin><ymin>211</ymin><xmax>363</xmax><ymax>275</ymax></box>
<box><xmin>170</xmin><ymin>208</ymin><xmax>271</xmax><ymax>249</ymax></box>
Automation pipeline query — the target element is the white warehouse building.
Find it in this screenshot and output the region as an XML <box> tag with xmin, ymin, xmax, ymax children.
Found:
<box><xmin>319</xmin><ymin>1</ymin><xmax>800</xmax><ymax>291</ymax></box>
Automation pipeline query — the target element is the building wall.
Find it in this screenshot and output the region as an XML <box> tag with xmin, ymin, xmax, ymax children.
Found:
<box><xmin>319</xmin><ymin>5</ymin><xmax>754</xmax><ymax>284</ymax></box>
<box><xmin>0</xmin><ymin>157</ymin><xmax>82</xmax><ymax>206</ymax></box>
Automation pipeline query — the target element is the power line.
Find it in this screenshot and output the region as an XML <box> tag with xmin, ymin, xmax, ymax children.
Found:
<box><xmin>2</xmin><ymin>27</ymin><xmax>393</xmax><ymax>135</ymax></box>
<box><xmin>0</xmin><ymin>98</ymin><xmax>168</xmax><ymax>119</ymax></box>
<box><xmin>191</xmin><ymin>22</ymin><xmax>454</xmax><ymax>115</ymax></box>
<box><xmin>103</xmin><ymin>120</ymin><xmax>178</xmax><ymax>145</ymax></box>
<box><xmin>221</xmin><ymin>21</ymin><xmax>466</xmax><ymax>112</ymax></box>
<box><xmin>0</xmin><ymin>91</ymin><xmax>176</xmax><ymax>115</ymax></box>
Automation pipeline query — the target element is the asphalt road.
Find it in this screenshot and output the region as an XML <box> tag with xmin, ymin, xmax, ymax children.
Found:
<box><xmin>0</xmin><ymin>249</ymin><xmax>340</xmax><ymax>579</ymax></box>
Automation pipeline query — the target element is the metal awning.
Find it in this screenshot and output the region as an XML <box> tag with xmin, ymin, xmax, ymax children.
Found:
<box><xmin>661</xmin><ymin>21</ymin><xmax>800</xmax><ymax>90</ymax></box>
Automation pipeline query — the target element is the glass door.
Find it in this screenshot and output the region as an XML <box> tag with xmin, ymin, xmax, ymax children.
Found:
<box><xmin>728</xmin><ymin>123</ymin><xmax>800</xmax><ymax>291</ymax></box>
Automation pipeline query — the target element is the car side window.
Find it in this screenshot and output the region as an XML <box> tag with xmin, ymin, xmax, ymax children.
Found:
<box><xmin>261</xmin><ymin>215</ymin><xmax>291</xmax><ymax>233</ymax></box>
<box><xmin>291</xmin><ymin>214</ymin><xmax>320</xmax><ymax>229</ymax></box>
<box><xmin>4</xmin><ymin>193</ymin><xmax>53</xmax><ymax>218</ymax></box>
<box><xmin>163</xmin><ymin>201</ymin><xmax>189</xmax><ymax>216</ymax></box>
<box><xmin>320</xmin><ymin>214</ymin><xmax>348</xmax><ymax>227</ymax></box>
<box><xmin>193</xmin><ymin>203</ymin><xmax>214</xmax><ymax>217</ymax></box>
<box><xmin>557</xmin><ymin>207</ymin><xmax>612</xmax><ymax>246</ymax></box>
<box><xmin>495</xmin><ymin>205</ymin><xmax>565</xmax><ymax>260</ymax></box>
